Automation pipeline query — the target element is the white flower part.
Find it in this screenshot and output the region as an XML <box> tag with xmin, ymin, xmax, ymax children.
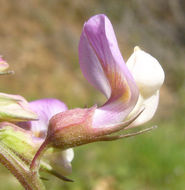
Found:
<box><xmin>127</xmin><ymin>47</ymin><xmax>164</xmax><ymax>98</ymax></box>
<box><xmin>127</xmin><ymin>91</ymin><xmax>160</xmax><ymax>127</ymax></box>
<box><xmin>49</xmin><ymin>148</ymin><xmax>74</xmax><ymax>176</ymax></box>
<box><xmin>126</xmin><ymin>47</ymin><xmax>165</xmax><ymax>127</ymax></box>
<box><xmin>64</xmin><ymin>148</ymin><xmax>74</xmax><ymax>163</ymax></box>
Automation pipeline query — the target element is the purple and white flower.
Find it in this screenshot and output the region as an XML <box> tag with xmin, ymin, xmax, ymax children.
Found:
<box><xmin>29</xmin><ymin>14</ymin><xmax>164</xmax><ymax>173</ymax></box>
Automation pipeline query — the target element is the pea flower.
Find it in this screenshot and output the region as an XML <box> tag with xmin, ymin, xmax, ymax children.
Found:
<box><xmin>0</xmin><ymin>14</ymin><xmax>165</xmax><ymax>190</ymax></box>
<box><xmin>30</xmin><ymin>14</ymin><xmax>164</xmax><ymax>172</ymax></box>
<box><xmin>0</xmin><ymin>99</ymin><xmax>74</xmax><ymax>190</ymax></box>
<box><xmin>0</xmin><ymin>59</ymin><xmax>46</xmax><ymax>190</ymax></box>
<box><xmin>17</xmin><ymin>98</ymin><xmax>74</xmax><ymax>176</ymax></box>
<box><xmin>0</xmin><ymin>59</ymin><xmax>73</xmax><ymax>189</ymax></box>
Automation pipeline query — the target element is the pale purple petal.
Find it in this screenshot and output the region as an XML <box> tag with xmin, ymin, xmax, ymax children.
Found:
<box><xmin>18</xmin><ymin>98</ymin><xmax>67</xmax><ymax>138</ymax></box>
<box><xmin>79</xmin><ymin>28</ymin><xmax>111</xmax><ymax>98</ymax></box>
<box><xmin>79</xmin><ymin>14</ymin><xmax>139</xmax><ymax>127</ymax></box>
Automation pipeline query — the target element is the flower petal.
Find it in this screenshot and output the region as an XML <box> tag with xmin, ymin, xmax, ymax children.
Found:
<box><xmin>126</xmin><ymin>47</ymin><xmax>165</xmax><ymax>127</ymax></box>
<box><xmin>46</xmin><ymin>148</ymin><xmax>74</xmax><ymax>176</ymax></box>
<box><xmin>18</xmin><ymin>98</ymin><xmax>67</xmax><ymax>138</ymax></box>
<box><xmin>126</xmin><ymin>91</ymin><xmax>159</xmax><ymax>128</ymax></box>
<box><xmin>79</xmin><ymin>14</ymin><xmax>139</xmax><ymax>127</ymax></box>
<box><xmin>126</xmin><ymin>47</ymin><xmax>165</xmax><ymax>97</ymax></box>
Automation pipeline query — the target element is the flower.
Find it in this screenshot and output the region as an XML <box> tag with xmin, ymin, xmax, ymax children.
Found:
<box><xmin>126</xmin><ymin>46</ymin><xmax>164</xmax><ymax>127</ymax></box>
<box><xmin>0</xmin><ymin>13</ymin><xmax>165</xmax><ymax>190</ymax></box>
<box><xmin>17</xmin><ymin>98</ymin><xmax>74</xmax><ymax>176</ymax></box>
<box><xmin>0</xmin><ymin>98</ymin><xmax>74</xmax><ymax>190</ymax></box>
<box><xmin>0</xmin><ymin>60</ymin><xmax>47</xmax><ymax>189</ymax></box>
<box><xmin>30</xmin><ymin>14</ymin><xmax>164</xmax><ymax>171</ymax></box>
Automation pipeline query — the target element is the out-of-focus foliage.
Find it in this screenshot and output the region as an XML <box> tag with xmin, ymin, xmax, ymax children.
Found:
<box><xmin>0</xmin><ymin>0</ymin><xmax>184</xmax><ymax>190</ymax></box>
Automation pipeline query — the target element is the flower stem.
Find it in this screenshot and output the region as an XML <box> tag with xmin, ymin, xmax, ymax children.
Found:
<box><xmin>0</xmin><ymin>141</ymin><xmax>45</xmax><ymax>190</ymax></box>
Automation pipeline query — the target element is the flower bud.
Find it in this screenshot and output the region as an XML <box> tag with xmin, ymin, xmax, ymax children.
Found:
<box><xmin>0</xmin><ymin>93</ymin><xmax>38</xmax><ymax>122</ymax></box>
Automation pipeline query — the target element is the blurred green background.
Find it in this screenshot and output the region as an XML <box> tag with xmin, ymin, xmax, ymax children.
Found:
<box><xmin>0</xmin><ymin>0</ymin><xmax>184</xmax><ymax>190</ymax></box>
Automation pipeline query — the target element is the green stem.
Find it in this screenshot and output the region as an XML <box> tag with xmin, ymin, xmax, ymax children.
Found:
<box><xmin>0</xmin><ymin>141</ymin><xmax>45</xmax><ymax>190</ymax></box>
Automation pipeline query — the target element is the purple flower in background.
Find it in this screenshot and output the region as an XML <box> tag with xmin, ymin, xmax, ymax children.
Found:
<box><xmin>30</xmin><ymin>14</ymin><xmax>165</xmax><ymax>172</ymax></box>
<box><xmin>17</xmin><ymin>98</ymin><xmax>74</xmax><ymax>176</ymax></box>
<box><xmin>28</xmin><ymin>99</ymin><xmax>74</xmax><ymax>176</ymax></box>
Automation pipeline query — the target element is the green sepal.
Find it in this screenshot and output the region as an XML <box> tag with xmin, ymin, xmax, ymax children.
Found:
<box><xmin>0</xmin><ymin>122</ymin><xmax>40</xmax><ymax>161</ymax></box>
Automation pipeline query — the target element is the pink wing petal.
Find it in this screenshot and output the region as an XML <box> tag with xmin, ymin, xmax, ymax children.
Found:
<box><xmin>79</xmin><ymin>14</ymin><xmax>139</xmax><ymax>127</ymax></box>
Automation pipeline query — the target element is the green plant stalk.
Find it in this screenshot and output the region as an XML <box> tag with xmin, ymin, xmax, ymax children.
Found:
<box><xmin>0</xmin><ymin>141</ymin><xmax>45</xmax><ymax>190</ymax></box>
